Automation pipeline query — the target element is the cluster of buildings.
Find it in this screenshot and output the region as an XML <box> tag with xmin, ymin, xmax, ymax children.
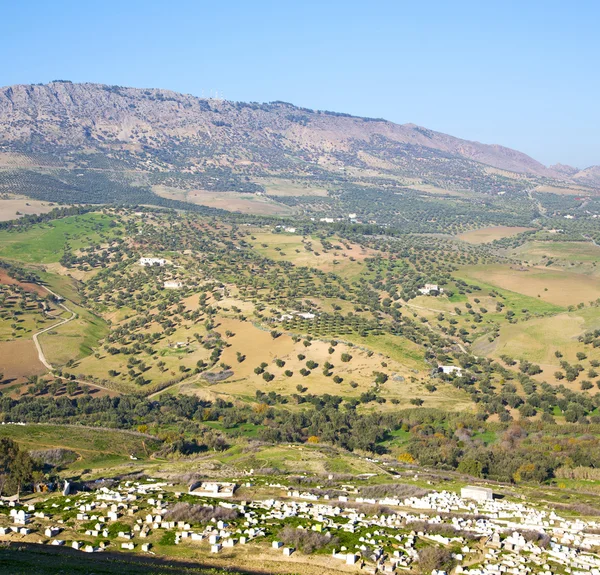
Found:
<box><xmin>1</xmin><ymin>478</ymin><xmax>600</xmax><ymax>574</ymax></box>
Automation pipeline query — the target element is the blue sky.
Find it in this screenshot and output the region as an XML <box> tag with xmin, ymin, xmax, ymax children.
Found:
<box><xmin>4</xmin><ymin>0</ymin><xmax>599</xmax><ymax>168</ymax></box>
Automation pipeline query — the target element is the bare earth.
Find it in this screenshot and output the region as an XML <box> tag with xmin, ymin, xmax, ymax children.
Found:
<box><xmin>0</xmin><ymin>339</ymin><xmax>46</xmax><ymax>382</ymax></box>
<box><xmin>0</xmin><ymin>198</ymin><xmax>57</xmax><ymax>221</ymax></box>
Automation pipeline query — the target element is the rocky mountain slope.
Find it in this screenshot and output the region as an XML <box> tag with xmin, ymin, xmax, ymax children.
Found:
<box><xmin>0</xmin><ymin>81</ymin><xmax>596</xmax><ymax>204</ymax></box>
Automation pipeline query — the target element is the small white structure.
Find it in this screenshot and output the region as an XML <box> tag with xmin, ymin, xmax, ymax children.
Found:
<box><xmin>163</xmin><ymin>280</ymin><xmax>183</xmax><ymax>289</ymax></box>
<box><xmin>272</xmin><ymin>540</ymin><xmax>283</xmax><ymax>549</ymax></box>
<box><xmin>283</xmin><ymin>227</ymin><xmax>296</xmax><ymax>233</ymax></box>
<box><xmin>419</xmin><ymin>283</ymin><xmax>444</xmax><ymax>295</ymax></box>
<box><xmin>461</xmin><ymin>486</ymin><xmax>493</xmax><ymax>502</ymax></box>
<box><xmin>439</xmin><ymin>365</ymin><xmax>463</xmax><ymax>376</ymax></box>
<box><xmin>189</xmin><ymin>481</ymin><xmax>236</xmax><ymax>498</ymax></box>
<box><xmin>139</xmin><ymin>257</ymin><xmax>166</xmax><ymax>267</ymax></box>
<box><xmin>297</xmin><ymin>312</ymin><xmax>316</xmax><ymax>320</ymax></box>
<box><xmin>346</xmin><ymin>553</ymin><xmax>359</xmax><ymax>565</ymax></box>
<box><xmin>283</xmin><ymin>547</ymin><xmax>295</xmax><ymax>556</ymax></box>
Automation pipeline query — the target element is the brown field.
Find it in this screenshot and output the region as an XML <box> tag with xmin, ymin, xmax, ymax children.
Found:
<box><xmin>0</xmin><ymin>268</ymin><xmax>47</xmax><ymax>296</ymax></box>
<box><xmin>249</xmin><ymin>231</ymin><xmax>373</xmax><ymax>279</ymax></box>
<box><xmin>255</xmin><ymin>177</ymin><xmax>329</xmax><ymax>197</ymax></box>
<box><xmin>0</xmin><ymin>198</ymin><xmax>57</xmax><ymax>221</ymax></box>
<box><xmin>153</xmin><ymin>186</ymin><xmax>295</xmax><ymax>216</ymax></box>
<box><xmin>457</xmin><ymin>264</ymin><xmax>600</xmax><ymax>307</ymax></box>
<box><xmin>173</xmin><ymin>316</ymin><xmax>471</xmax><ymax>412</ymax></box>
<box><xmin>457</xmin><ymin>226</ymin><xmax>535</xmax><ymax>244</ymax></box>
<box><xmin>534</xmin><ymin>184</ymin><xmax>598</xmax><ymax>196</ymax></box>
<box><xmin>0</xmin><ymin>339</ymin><xmax>46</xmax><ymax>382</ymax></box>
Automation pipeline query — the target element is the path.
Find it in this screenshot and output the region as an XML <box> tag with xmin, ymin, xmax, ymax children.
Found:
<box><xmin>32</xmin><ymin>285</ymin><xmax>76</xmax><ymax>370</ymax></box>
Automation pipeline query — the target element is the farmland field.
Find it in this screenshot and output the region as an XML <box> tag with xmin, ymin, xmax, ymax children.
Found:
<box><xmin>0</xmin><ymin>213</ymin><xmax>119</xmax><ymax>263</ymax></box>
<box><xmin>0</xmin><ymin>197</ymin><xmax>58</xmax><ymax>221</ymax></box>
<box><xmin>455</xmin><ymin>264</ymin><xmax>600</xmax><ymax>307</ymax></box>
<box><xmin>457</xmin><ymin>225</ymin><xmax>535</xmax><ymax>244</ymax></box>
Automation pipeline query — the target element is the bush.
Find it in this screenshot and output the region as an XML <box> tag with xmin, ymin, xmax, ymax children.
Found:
<box><xmin>278</xmin><ymin>525</ymin><xmax>337</xmax><ymax>554</ymax></box>
<box><xmin>417</xmin><ymin>547</ymin><xmax>454</xmax><ymax>574</ymax></box>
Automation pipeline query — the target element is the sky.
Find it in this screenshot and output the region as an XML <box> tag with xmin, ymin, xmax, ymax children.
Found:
<box><xmin>3</xmin><ymin>0</ymin><xmax>599</xmax><ymax>168</ymax></box>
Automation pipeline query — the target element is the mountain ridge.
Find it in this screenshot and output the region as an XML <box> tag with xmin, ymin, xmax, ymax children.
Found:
<box><xmin>0</xmin><ymin>81</ymin><xmax>597</xmax><ymax>199</ymax></box>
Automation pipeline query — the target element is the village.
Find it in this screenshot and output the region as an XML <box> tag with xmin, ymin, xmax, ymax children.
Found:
<box><xmin>1</xmin><ymin>475</ymin><xmax>599</xmax><ymax>575</ymax></box>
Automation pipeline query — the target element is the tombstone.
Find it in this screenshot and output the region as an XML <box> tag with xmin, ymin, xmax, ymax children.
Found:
<box><xmin>62</xmin><ymin>481</ymin><xmax>71</xmax><ymax>496</ymax></box>
<box><xmin>283</xmin><ymin>547</ymin><xmax>295</xmax><ymax>556</ymax></box>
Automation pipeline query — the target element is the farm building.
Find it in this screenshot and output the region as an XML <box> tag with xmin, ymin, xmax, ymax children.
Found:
<box><xmin>139</xmin><ymin>257</ymin><xmax>166</xmax><ymax>267</ymax></box>
<box><xmin>163</xmin><ymin>280</ymin><xmax>182</xmax><ymax>289</ymax></box>
<box><xmin>461</xmin><ymin>486</ymin><xmax>493</xmax><ymax>502</ymax></box>
<box><xmin>418</xmin><ymin>283</ymin><xmax>443</xmax><ymax>295</ymax></box>
<box><xmin>438</xmin><ymin>365</ymin><xmax>463</xmax><ymax>376</ymax></box>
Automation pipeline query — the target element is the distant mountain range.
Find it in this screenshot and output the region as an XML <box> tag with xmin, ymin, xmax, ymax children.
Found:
<box><xmin>0</xmin><ymin>81</ymin><xmax>597</xmax><ymax>204</ymax></box>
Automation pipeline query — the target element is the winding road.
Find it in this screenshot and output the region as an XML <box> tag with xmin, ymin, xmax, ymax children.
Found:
<box><xmin>32</xmin><ymin>285</ymin><xmax>76</xmax><ymax>370</ymax></box>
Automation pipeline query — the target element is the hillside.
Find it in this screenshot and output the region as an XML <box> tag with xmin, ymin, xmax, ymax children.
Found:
<box><xmin>0</xmin><ymin>81</ymin><xmax>596</xmax><ymax>210</ymax></box>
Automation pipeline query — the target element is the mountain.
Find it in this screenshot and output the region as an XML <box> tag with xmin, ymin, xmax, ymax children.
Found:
<box><xmin>573</xmin><ymin>166</ymin><xmax>600</xmax><ymax>188</ymax></box>
<box><xmin>0</xmin><ymin>81</ymin><xmax>596</xmax><ymax>206</ymax></box>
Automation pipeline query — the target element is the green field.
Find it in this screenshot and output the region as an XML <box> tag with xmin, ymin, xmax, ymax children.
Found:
<box><xmin>0</xmin><ymin>213</ymin><xmax>119</xmax><ymax>263</ymax></box>
<box><xmin>0</xmin><ymin>424</ymin><xmax>160</xmax><ymax>471</ymax></box>
<box><xmin>473</xmin><ymin>306</ymin><xmax>600</xmax><ymax>368</ymax></box>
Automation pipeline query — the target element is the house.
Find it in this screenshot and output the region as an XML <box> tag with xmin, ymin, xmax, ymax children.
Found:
<box><xmin>461</xmin><ymin>486</ymin><xmax>493</xmax><ymax>502</ymax></box>
<box><xmin>418</xmin><ymin>284</ymin><xmax>443</xmax><ymax>295</ymax></box>
<box><xmin>139</xmin><ymin>257</ymin><xmax>166</xmax><ymax>267</ymax></box>
<box><xmin>163</xmin><ymin>280</ymin><xmax>183</xmax><ymax>289</ymax></box>
<box><xmin>296</xmin><ymin>312</ymin><xmax>316</xmax><ymax>320</ymax></box>
<box><xmin>438</xmin><ymin>366</ymin><xmax>463</xmax><ymax>376</ymax></box>
<box><xmin>189</xmin><ymin>481</ymin><xmax>236</xmax><ymax>498</ymax></box>
<box><xmin>283</xmin><ymin>227</ymin><xmax>296</xmax><ymax>233</ymax></box>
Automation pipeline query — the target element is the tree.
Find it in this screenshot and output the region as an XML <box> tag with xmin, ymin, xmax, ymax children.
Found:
<box><xmin>11</xmin><ymin>451</ymin><xmax>33</xmax><ymax>499</ymax></box>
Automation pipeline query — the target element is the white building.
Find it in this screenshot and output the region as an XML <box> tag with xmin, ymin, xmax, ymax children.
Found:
<box><xmin>418</xmin><ymin>283</ymin><xmax>443</xmax><ymax>295</ymax></box>
<box><xmin>163</xmin><ymin>280</ymin><xmax>183</xmax><ymax>289</ymax></box>
<box><xmin>139</xmin><ymin>257</ymin><xmax>166</xmax><ymax>267</ymax></box>
<box><xmin>439</xmin><ymin>366</ymin><xmax>463</xmax><ymax>376</ymax></box>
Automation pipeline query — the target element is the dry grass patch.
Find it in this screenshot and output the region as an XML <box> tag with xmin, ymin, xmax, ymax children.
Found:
<box><xmin>457</xmin><ymin>264</ymin><xmax>600</xmax><ymax>307</ymax></box>
<box><xmin>0</xmin><ymin>339</ymin><xmax>46</xmax><ymax>382</ymax></box>
<box><xmin>153</xmin><ymin>186</ymin><xmax>295</xmax><ymax>216</ymax></box>
<box><xmin>0</xmin><ymin>198</ymin><xmax>57</xmax><ymax>221</ymax></box>
<box><xmin>457</xmin><ymin>226</ymin><xmax>535</xmax><ymax>244</ymax></box>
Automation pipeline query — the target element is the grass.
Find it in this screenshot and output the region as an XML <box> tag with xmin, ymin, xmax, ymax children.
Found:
<box><xmin>515</xmin><ymin>241</ymin><xmax>600</xmax><ymax>264</ymax></box>
<box><xmin>0</xmin><ymin>424</ymin><xmax>159</xmax><ymax>470</ymax></box>
<box><xmin>35</xmin><ymin>271</ymin><xmax>109</xmax><ymax>365</ymax></box>
<box><xmin>457</xmin><ymin>226</ymin><xmax>535</xmax><ymax>244</ymax></box>
<box><xmin>0</xmin><ymin>213</ymin><xmax>119</xmax><ymax>264</ymax></box>
<box><xmin>0</xmin><ymin>544</ymin><xmax>241</xmax><ymax>575</ymax></box>
<box><xmin>454</xmin><ymin>265</ymin><xmax>570</xmax><ymax>311</ymax></box>
<box><xmin>473</xmin><ymin>306</ymin><xmax>600</xmax><ymax>375</ymax></box>
<box><xmin>248</xmin><ymin>232</ymin><xmax>368</xmax><ymax>280</ymax></box>
<box><xmin>255</xmin><ymin>177</ymin><xmax>329</xmax><ymax>197</ymax></box>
